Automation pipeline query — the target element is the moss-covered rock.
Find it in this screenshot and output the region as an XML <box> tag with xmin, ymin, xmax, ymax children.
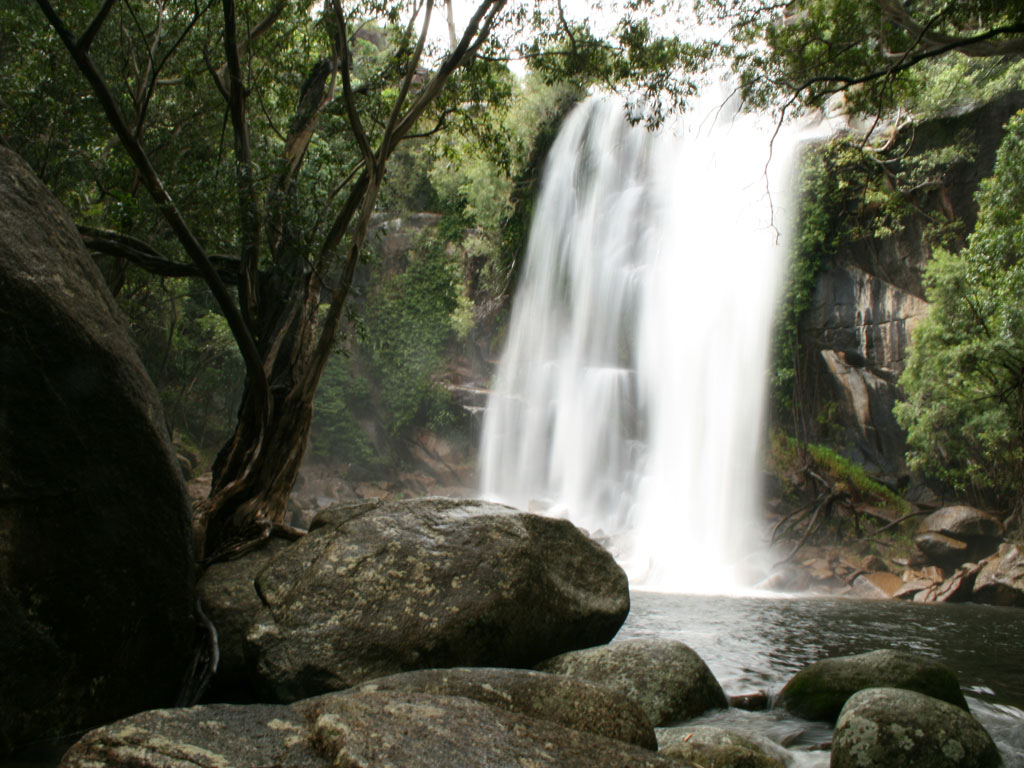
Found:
<box><xmin>775</xmin><ymin>649</ymin><xmax>968</xmax><ymax>723</ymax></box>
<box><xmin>243</xmin><ymin>497</ymin><xmax>629</xmax><ymax>701</ymax></box>
<box><xmin>537</xmin><ymin>638</ymin><xmax>727</xmax><ymax>726</ymax></box>
<box><xmin>831</xmin><ymin>687</ymin><xmax>1001</xmax><ymax>768</ymax></box>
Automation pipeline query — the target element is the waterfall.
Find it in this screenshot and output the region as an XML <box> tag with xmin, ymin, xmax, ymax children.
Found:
<box><xmin>478</xmin><ymin>92</ymin><xmax>800</xmax><ymax>593</ymax></box>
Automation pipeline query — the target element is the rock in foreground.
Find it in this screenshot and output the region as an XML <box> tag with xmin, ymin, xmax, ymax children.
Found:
<box><xmin>243</xmin><ymin>498</ymin><xmax>629</xmax><ymax>701</ymax></box>
<box><xmin>831</xmin><ymin>687</ymin><xmax>1001</xmax><ymax>768</ymax></box>
<box><xmin>59</xmin><ymin>690</ymin><xmax>688</xmax><ymax>768</ymax></box>
<box><xmin>350</xmin><ymin>667</ymin><xmax>657</xmax><ymax>749</ymax></box>
<box><xmin>538</xmin><ymin>638</ymin><xmax>728</xmax><ymax>726</ymax></box>
<box><xmin>0</xmin><ymin>147</ymin><xmax>195</xmax><ymax>754</ymax></box>
<box><xmin>775</xmin><ymin>648</ymin><xmax>968</xmax><ymax>723</ymax></box>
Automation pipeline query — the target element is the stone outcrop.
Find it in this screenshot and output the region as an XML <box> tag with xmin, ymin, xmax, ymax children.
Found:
<box><xmin>0</xmin><ymin>147</ymin><xmax>195</xmax><ymax>754</ymax></box>
<box><xmin>973</xmin><ymin>543</ymin><xmax>1024</xmax><ymax>606</ymax></box>
<box><xmin>202</xmin><ymin>497</ymin><xmax>629</xmax><ymax>702</ymax></box>
<box><xmin>775</xmin><ymin>648</ymin><xmax>967</xmax><ymax>723</ymax></box>
<box><xmin>831</xmin><ymin>687</ymin><xmax>1001</xmax><ymax>768</ymax></box>
<box><xmin>537</xmin><ymin>638</ymin><xmax>728</xmax><ymax>726</ymax></box>
<box><xmin>795</xmin><ymin>91</ymin><xmax>1024</xmax><ymax>477</ymax></box>
<box><xmin>58</xmin><ymin>690</ymin><xmax>686</xmax><ymax>768</ymax></box>
<box><xmin>913</xmin><ymin>505</ymin><xmax>1005</xmax><ymax>570</ymax></box>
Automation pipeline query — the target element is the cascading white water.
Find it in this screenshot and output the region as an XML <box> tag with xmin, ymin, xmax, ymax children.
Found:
<box><xmin>479</xmin><ymin>90</ymin><xmax>801</xmax><ymax>593</ymax></box>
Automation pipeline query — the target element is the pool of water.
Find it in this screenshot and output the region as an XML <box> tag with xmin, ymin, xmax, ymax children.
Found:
<box><xmin>619</xmin><ymin>591</ymin><xmax>1024</xmax><ymax>766</ymax></box>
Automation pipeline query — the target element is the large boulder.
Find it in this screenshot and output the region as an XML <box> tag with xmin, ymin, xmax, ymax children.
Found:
<box><xmin>239</xmin><ymin>497</ymin><xmax>629</xmax><ymax>701</ymax></box>
<box><xmin>0</xmin><ymin>148</ymin><xmax>195</xmax><ymax>754</ymax></box>
<box><xmin>914</xmin><ymin>505</ymin><xmax>1005</xmax><ymax>568</ymax></box>
<box><xmin>973</xmin><ymin>543</ymin><xmax>1024</xmax><ymax>606</ymax></box>
<box><xmin>59</xmin><ymin>690</ymin><xmax>690</xmax><ymax>768</ymax></box>
<box><xmin>537</xmin><ymin>638</ymin><xmax>728</xmax><ymax>726</ymax></box>
<box><xmin>350</xmin><ymin>667</ymin><xmax>657</xmax><ymax>749</ymax></box>
<box><xmin>831</xmin><ymin>687</ymin><xmax>1001</xmax><ymax>768</ymax></box>
<box><xmin>775</xmin><ymin>649</ymin><xmax>967</xmax><ymax>723</ymax></box>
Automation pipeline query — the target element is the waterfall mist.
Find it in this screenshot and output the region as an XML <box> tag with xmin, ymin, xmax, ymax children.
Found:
<box><xmin>478</xmin><ymin>93</ymin><xmax>801</xmax><ymax>593</ymax></box>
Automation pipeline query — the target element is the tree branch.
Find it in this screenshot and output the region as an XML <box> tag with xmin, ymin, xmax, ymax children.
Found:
<box><xmin>80</xmin><ymin>226</ymin><xmax>244</xmax><ymax>284</ymax></box>
<box><xmin>78</xmin><ymin>0</ymin><xmax>119</xmax><ymax>53</ymax></box>
<box><xmin>222</xmin><ymin>0</ymin><xmax>261</xmax><ymax>330</ymax></box>
<box><xmin>35</xmin><ymin>0</ymin><xmax>270</xmax><ymax>425</ymax></box>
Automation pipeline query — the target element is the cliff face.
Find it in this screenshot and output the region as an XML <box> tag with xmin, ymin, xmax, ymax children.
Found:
<box><xmin>794</xmin><ymin>91</ymin><xmax>1024</xmax><ymax>480</ymax></box>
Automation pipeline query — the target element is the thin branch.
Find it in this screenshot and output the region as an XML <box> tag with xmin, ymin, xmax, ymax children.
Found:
<box><xmin>78</xmin><ymin>0</ymin><xmax>119</xmax><ymax>52</ymax></box>
<box><xmin>332</xmin><ymin>1</ymin><xmax>376</xmax><ymax>176</ymax></box>
<box><xmin>222</xmin><ymin>0</ymin><xmax>261</xmax><ymax>330</ymax></box>
<box><xmin>35</xmin><ymin>0</ymin><xmax>270</xmax><ymax>425</ymax></box>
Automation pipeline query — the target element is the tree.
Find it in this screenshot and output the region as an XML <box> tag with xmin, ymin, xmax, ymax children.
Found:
<box><xmin>895</xmin><ymin>109</ymin><xmax>1024</xmax><ymax>515</ymax></box>
<box><xmin>9</xmin><ymin>0</ymin><xmax>696</xmax><ymax>559</ymax></box>
<box><xmin>695</xmin><ymin>0</ymin><xmax>1024</xmax><ymax>119</ymax></box>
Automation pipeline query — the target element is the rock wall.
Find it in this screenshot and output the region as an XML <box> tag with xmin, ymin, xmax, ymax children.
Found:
<box><xmin>795</xmin><ymin>91</ymin><xmax>1024</xmax><ymax>479</ymax></box>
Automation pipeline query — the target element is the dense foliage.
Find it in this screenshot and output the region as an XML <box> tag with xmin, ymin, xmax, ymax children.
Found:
<box><xmin>895</xmin><ymin>110</ymin><xmax>1024</xmax><ymax>513</ymax></box>
<box><xmin>695</xmin><ymin>0</ymin><xmax>1024</xmax><ymax>118</ymax></box>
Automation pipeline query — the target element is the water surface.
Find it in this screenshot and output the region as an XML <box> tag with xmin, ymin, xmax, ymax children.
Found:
<box><xmin>621</xmin><ymin>591</ymin><xmax>1024</xmax><ymax>766</ymax></box>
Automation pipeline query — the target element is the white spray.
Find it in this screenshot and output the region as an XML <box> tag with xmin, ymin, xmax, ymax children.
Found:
<box><xmin>479</xmin><ymin>91</ymin><xmax>802</xmax><ymax>593</ymax></box>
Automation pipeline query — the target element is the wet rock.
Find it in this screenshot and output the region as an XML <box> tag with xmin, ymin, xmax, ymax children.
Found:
<box><xmin>0</xmin><ymin>147</ymin><xmax>195</xmax><ymax>754</ymax></box>
<box><xmin>912</xmin><ymin>562</ymin><xmax>983</xmax><ymax>604</ymax></box>
<box><xmin>973</xmin><ymin>544</ymin><xmax>1024</xmax><ymax>607</ymax></box>
<box><xmin>831</xmin><ymin>687</ymin><xmax>1001</xmax><ymax>768</ymax></box>
<box><xmin>349</xmin><ymin>667</ymin><xmax>657</xmax><ymax>749</ymax></box>
<box><xmin>849</xmin><ymin>571</ymin><xmax>903</xmax><ymax>599</ymax></box>
<box><xmin>775</xmin><ymin>649</ymin><xmax>968</xmax><ymax>723</ymax></box>
<box><xmin>245</xmin><ymin>498</ymin><xmax>629</xmax><ymax>701</ymax></box>
<box><xmin>893</xmin><ymin>578</ymin><xmax>936</xmax><ymax>600</ymax></box>
<box><xmin>537</xmin><ymin>638</ymin><xmax>727</xmax><ymax>726</ymax></box>
<box><xmin>658</xmin><ymin>725</ymin><xmax>789</xmax><ymax>768</ymax></box>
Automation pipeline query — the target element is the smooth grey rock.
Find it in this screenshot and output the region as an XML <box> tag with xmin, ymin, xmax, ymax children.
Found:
<box><xmin>658</xmin><ymin>724</ymin><xmax>789</xmax><ymax>767</ymax></box>
<box><xmin>350</xmin><ymin>666</ymin><xmax>657</xmax><ymax>749</ymax></box>
<box><xmin>246</xmin><ymin>497</ymin><xmax>629</xmax><ymax>701</ymax></box>
<box><xmin>776</xmin><ymin>649</ymin><xmax>968</xmax><ymax>723</ymax></box>
<box><xmin>831</xmin><ymin>687</ymin><xmax>1001</xmax><ymax>768</ymax></box>
<box><xmin>973</xmin><ymin>544</ymin><xmax>1024</xmax><ymax>606</ymax></box>
<box><xmin>537</xmin><ymin>638</ymin><xmax>727</xmax><ymax>726</ymax></box>
<box><xmin>0</xmin><ymin>147</ymin><xmax>195</xmax><ymax>754</ymax></box>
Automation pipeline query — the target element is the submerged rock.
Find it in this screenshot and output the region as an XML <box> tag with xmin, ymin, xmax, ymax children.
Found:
<box><xmin>537</xmin><ymin>638</ymin><xmax>728</xmax><ymax>726</ymax></box>
<box><xmin>775</xmin><ymin>648</ymin><xmax>968</xmax><ymax>723</ymax></box>
<box><xmin>831</xmin><ymin>687</ymin><xmax>1001</xmax><ymax>768</ymax></box>
<box><xmin>240</xmin><ymin>497</ymin><xmax>629</xmax><ymax>701</ymax></box>
<box><xmin>658</xmin><ymin>724</ymin><xmax>789</xmax><ymax>768</ymax></box>
<box><xmin>349</xmin><ymin>667</ymin><xmax>657</xmax><ymax>749</ymax></box>
<box><xmin>59</xmin><ymin>690</ymin><xmax>686</xmax><ymax>768</ymax></box>
<box><xmin>0</xmin><ymin>147</ymin><xmax>195</xmax><ymax>754</ymax></box>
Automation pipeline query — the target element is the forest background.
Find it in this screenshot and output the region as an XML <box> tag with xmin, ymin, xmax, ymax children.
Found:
<box><xmin>2</xmin><ymin>0</ymin><xmax>1023</xmax><ymax>555</ymax></box>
